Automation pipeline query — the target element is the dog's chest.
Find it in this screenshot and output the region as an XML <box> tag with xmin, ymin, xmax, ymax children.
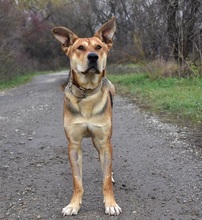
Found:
<box><xmin>65</xmin><ymin>90</ymin><xmax>108</xmax><ymax>120</ymax></box>
<box><xmin>78</xmin><ymin>98</ymin><xmax>96</xmax><ymax>118</ymax></box>
<box><xmin>65</xmin><ymin>80</ymin><xmax>110</xmax><ymax>120</ymax></box>
<box><xmin>77</xmin><ymin>93</ymin><xmax>105</xmax><ymax>118</ymax></box>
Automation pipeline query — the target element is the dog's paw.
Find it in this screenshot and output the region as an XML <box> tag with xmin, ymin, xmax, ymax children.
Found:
<box><xmin>62</xmin><ymin>204</ymin><xmax>80</xmax><ymax>216</ymax></box>
<box><xmin>105</xmin><ymin>204</ymin><xmax>122</xmax><ymax>216</ymax></box>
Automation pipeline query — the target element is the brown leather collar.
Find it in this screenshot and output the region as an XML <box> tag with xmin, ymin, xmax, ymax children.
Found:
<box><xmin>66</xmin><ymin>80</ymin><xmax>103</xmax><ymax>98</ymax></box>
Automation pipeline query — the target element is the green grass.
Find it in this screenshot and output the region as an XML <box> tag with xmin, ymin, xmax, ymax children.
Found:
<box><xmin>0</xmin><ymin>71</ymin><xmax>52</xmax><ymax>90</ymax></box>
<box><xmin>0</xmin><ymin>75</ymin><xmax>33</xmax><ymax>90</ymax></box>
<box><xmin>109</xmin><ymin>73</ymin><xmax>202</xmax><ymax>124</ymax></box>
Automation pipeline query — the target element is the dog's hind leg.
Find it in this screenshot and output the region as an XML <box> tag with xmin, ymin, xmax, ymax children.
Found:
<box><xmin>62</xmin><ymin>142</ymin><xmax>83</xmax><ymax>216</ymax></box>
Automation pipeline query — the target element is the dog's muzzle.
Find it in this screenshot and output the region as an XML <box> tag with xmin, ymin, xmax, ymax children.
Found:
<box><xmin>88</xmin><ymin>52</ymin><xmax>98</xmax><ymax>63</ymax></box>
<box><xmin>82</xmin><ymin>52</ymin><xmax>100</xmax><ymax>74</ymax></box>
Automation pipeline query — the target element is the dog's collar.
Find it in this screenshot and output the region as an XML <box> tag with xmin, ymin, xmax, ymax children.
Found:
<box><xmin>66</xmin><ymin>80</ymin><xmax>103</xmax><ymax>98</ymax></box>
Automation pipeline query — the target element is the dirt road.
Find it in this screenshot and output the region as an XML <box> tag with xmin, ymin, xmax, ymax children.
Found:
<box><xmin>0</xmin><ymin>72</ymin><xmax>201</xmax><ymax>220</ymax></box>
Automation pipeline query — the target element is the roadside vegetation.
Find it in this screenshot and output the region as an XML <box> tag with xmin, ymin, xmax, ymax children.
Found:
<box><xmin>0</xmin><ymin>75</ymin><xmax>33</xmax><ymax>90</ymax></box>
<box><xmin>108</xmin><ymin>63</ymin><xmax>202</xmax><ymax>125</ymax></box>
<box><xmin>0</xmin><ymin>71</ymin><xmax>51</xmax><ymax>90</ymax></box>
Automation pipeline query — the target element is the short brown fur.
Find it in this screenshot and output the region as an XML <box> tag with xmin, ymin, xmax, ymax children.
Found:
<box><xmin>52</xmin><ymin>17</ymin><xmax>121</xmax><ymax>216</ymax></box>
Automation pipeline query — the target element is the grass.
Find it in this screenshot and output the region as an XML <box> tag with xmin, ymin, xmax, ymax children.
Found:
<box><xmin>108</xmin><ymin>73</ymin><xmax>202</xmax><ymax>124</ymax></box>
<box><xmin>0</xmin><ymin>71</ymin><xmax>52</xmax><ymax>90</ymax></box>
<box><xmin>0</xmin><ymin>75</ymin><xmax>33</xmax><ymax>90</ymax></box>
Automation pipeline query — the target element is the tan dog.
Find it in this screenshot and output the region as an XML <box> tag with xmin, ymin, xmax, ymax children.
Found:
<box><xmin>52</xmin><ymin>17</ymin><xmax>121</xmax><ymax>216</ymax></box>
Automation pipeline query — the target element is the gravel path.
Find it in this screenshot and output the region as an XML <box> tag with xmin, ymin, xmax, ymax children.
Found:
<box><xmin>0</xmin><ymin>71</ymin><xmax>201</xmax><ymax>220</ymax></box>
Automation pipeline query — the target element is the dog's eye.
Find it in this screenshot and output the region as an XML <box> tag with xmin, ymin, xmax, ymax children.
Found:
<box><xmin>96</xmin><ymin>45</ymin><xmax>102</xmax><ymax>50</ymax></box>
<box><xmin>78</xmin><ymin>45</ymin><xmax>85</xmax><ymax>50</ymax></box>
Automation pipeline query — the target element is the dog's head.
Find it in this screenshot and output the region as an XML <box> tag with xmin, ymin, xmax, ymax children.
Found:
<box><xmin>52</xmin><ymin>17</ymin><xmax>116</xmax><ymax>89</ymax></box>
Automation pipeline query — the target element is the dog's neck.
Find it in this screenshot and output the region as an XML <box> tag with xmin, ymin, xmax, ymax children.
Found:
<box><xmin>67</xmin><ymin>80</ymin><xmax>103</xmax><ymax>98</ymax></box>
<box><xmin>70</xmin><ymin>69</ymin><xmax>105</xmax><ymax>90</ymax></box>
<box><xmin>67</xmin><ymin>69</ymin><xmax>104</xmax><ymax>98</ymax></box>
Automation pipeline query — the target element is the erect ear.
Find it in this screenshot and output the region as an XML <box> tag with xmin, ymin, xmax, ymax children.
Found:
<box><xmin>52</xmin><ymin>26</ymin><xmax>78</xmax><ymax>48</ymax></box>
<box><xmin>94</xmin><ymin>17</ymin><xmax>116</xmax><ymax>49</ymax></box>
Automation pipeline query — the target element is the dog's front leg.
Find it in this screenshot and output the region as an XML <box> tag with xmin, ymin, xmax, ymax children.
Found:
<box><xmin>62</xmin><ymin>142</ymin><xmax>83</xmax><ymax>216</ymax></box>
<box><xmin>93</xmin><ymin>138</ymin><xmax>122</xmax><ymax>215</ymax></box>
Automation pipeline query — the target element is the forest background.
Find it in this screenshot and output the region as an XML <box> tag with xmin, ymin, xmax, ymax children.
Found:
<box><xmin>1</xmin><ymin>0</ymin><xmax>202</xmax><ymax>80</ymax></box>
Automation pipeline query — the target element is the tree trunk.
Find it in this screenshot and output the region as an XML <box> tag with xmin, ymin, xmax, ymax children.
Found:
<box><xmin>164</xmin><ymin>0</ymin><xmax>179</xmax><ymax>62</ymax></box>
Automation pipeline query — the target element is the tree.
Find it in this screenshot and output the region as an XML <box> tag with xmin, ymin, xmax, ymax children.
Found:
<box><xmin>0</xmin><ymin>0</ymin><xmax>24</xmax><ymax>81</ymax></box>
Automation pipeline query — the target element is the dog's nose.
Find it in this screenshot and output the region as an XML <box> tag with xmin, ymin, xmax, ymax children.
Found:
<box><xmin>87</xmin><ymin>53</ymin><xmax>98</xmax><ymax>63</ymax></box>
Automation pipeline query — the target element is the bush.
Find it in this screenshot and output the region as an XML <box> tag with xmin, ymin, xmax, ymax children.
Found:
<box><xmin>143</xmin><ymin>59</ymin><xmax>202</xmax><ymax>79</ymax></box>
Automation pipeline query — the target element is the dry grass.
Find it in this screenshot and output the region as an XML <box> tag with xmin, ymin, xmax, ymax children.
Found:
<box><xmin>143</xmin><ymin>59</ymin><xmax>202</xmax><ymax>79</ymax></box>
<box><xmin>145</xmin><ymin>59</ymin><xmax>178</xmax><ymax>79</ymax></box>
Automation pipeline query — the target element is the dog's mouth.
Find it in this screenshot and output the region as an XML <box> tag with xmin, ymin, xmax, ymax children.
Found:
<box><xmin>81</xmin><ymin>65</ymin><xmax>100</xmax><ymax>74</ymax></box>
<box><xmin>81</xmin><ymin>52</ymin><xmax>102</xmax><ymax>74</ymax></box>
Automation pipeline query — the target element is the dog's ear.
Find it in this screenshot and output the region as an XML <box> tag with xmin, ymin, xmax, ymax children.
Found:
<box><xmin>94</xmin><ymin>17</ymin><xmax>116</xmax><ymax>49</ymax></box>
<box><xmin>52</xmin><ymin>27</ymin><xmax>78</xmax><ymax>49</ymax></box>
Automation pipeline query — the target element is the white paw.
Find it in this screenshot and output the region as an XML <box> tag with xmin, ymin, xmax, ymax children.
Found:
<box><xmin>62</xmin><ymin>205</ymin><xmax>80</xmax><ymax>216</ymax></box>
<box><xmin>105</xmin><ymin>204</ymin><xmax>122</xmax><ymax>215</ymax></box>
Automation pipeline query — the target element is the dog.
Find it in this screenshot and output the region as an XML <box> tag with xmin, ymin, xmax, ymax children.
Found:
<box><xmin>52</xmin><ymin>17</ymin><xmax>121</xmax><ymax>216</ymax></box>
